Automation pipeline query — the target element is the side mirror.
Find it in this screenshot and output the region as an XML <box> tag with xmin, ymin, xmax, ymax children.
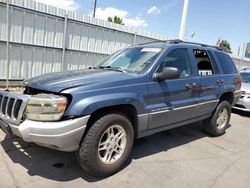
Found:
<box><xmin>154</xmin><ymin>67</ymin><xmax>180</xmax><ymax>81</ymax></box>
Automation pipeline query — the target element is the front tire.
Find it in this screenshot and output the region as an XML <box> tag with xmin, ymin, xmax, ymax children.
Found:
<box><xmin>76</xmin><ymin>113</ymin><xmax>134</xmax><ymax>177</ymax></box>
<box><xmin>203</xmin><ymin>101</ymin><xmax>231</xmax><ymax>137</ymax></box>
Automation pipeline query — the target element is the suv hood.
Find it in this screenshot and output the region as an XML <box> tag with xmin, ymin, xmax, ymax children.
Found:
<box><xmin>23</xmin><ymin>69</ymin><xmax>139</xmax><ymax>93</ymax></box>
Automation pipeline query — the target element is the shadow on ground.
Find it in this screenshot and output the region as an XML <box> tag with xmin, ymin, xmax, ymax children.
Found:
<box><xmin>1</xmin><ymin>121</ymin><xmax>207</xmax><ymax>182</ymax></box>
<box><xmin>232</xmin><ymin>109</ymin><xmax>250</xmax><ymax>117</ymax></box>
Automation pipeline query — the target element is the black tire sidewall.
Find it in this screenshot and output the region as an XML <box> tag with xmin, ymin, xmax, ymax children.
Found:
<box><xmin>78</xmin><ymin>113</ymin><xmax>134</xmax><ymax>177</ymax></box>
<box><xmin>208</xmin><ymin>101</ymin><xmax>231</xmax><ymax>136</ymax></box>
<box><xmin>95</xmin><ymin>115</ymin><xmax>134</xmax><ymax>174</ymax></box>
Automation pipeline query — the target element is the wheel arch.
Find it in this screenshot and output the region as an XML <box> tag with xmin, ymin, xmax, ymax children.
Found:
<box><xmin>85</xmin><ymin>104</ymin><xmax>139</xmax><ymax>138</ymax></box>
<box><xmin>219</xmin><ymin>92</ymin><xmax>234</xmax><ymax>105</ymax></box>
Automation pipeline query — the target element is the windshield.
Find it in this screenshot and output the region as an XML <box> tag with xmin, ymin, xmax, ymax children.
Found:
<box><xmin>241</xmin><ymin>72</ymin><xmax>250</xmax><ymax>83</ymax></box>
<box><xmin>95</xmin><ymin>47</ymin><xmax>163</xmax><ymax>73</ymax></box>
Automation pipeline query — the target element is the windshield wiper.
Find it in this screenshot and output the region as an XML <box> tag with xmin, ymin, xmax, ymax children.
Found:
<box><xmin>98</xmin><ymin>66</ymin><xmax>126</xmax><ymax>73</ymax></box>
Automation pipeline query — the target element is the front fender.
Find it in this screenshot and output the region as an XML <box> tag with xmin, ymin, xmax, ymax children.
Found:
<box><xmin>64</xmin><ymin>93</ymin><xmax>146</xmax><ymax>117</ymax></box>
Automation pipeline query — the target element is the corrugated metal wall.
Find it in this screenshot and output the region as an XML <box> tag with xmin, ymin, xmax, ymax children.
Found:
<box><xmin>229</xmin><ymin>54</ymin><xmax>250</xmax><ymax>71</ymax></box>
<box><xmin>1</xmin><ymin>0</ymin><xmax>249</xmax><ymax>81</ymax></box>
<box><xmin>0</xmin><ymin>0</ymin><xmax>168</xmax><ymax>79</ymax></box>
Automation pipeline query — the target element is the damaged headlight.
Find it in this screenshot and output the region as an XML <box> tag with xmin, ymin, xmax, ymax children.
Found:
<box><xmin>26</xmin><ymin>94</ymin><xmax>67</xmax><ymax>121</ymax></box>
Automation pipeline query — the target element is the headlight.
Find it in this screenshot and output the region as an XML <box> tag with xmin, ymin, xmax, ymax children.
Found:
<box><xmin>26</xmin><ymin>94</ymin><xmax>67</xmax><ymax>121</ymax></box>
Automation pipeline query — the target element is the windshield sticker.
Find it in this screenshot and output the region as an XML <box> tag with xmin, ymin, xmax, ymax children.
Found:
<box><xmin>141</xmin><ymin>48</ymin><xmax>162</xmax><ymax>53</ymax></box>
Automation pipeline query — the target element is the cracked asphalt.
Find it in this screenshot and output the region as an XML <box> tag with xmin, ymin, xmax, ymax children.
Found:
<box><xmin>1</xmin><ymin>111</ymin><xmax>250</xmax><ymax>188</ymax></box>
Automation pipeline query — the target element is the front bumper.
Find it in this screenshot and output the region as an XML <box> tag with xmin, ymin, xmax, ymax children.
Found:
<box><xmin>232</xmin><ymin>95</ymin><xmax>250</xmax><ymax>112</ymax></box>
<box><xmin>0</xmin><ymin>116</ymin><xmax>90</xmax><ymax>152</ymax></box>
<box><xmin>233</xmin><ymin>90</ymin><xmax>242</xmax><ymax>105</ymax></box>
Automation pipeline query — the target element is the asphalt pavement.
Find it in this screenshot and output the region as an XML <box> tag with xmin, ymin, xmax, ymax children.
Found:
<box><xmin>0</xmin><ymin>111</ymin><xmax>250</xmax><ymax>188</ymax></box>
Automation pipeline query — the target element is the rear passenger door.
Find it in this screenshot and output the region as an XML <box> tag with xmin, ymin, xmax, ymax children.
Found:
<box><xmin>191</xmin><ymin>48</ymin><xmax>222</xmax><ymax>116</ymax></box>
<box><xmin>147</xmin><ymin>48</ymin><xmax>200</xmax><ymax>129</ymax></box>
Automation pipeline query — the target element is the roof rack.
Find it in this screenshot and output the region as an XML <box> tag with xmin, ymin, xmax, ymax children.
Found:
<box><xmin>164</xmin><ymin>39</ymin><xmax>222</xmax><ymax>50</ymax></box>
<box><xmin>137</xmin><ymin>39</ymin><xmax>222</xmax><ymax>51</ymax></box>
<box><xmin>137</xmin><ymin>40</ymin><xmax>165</xmax><ymax>46</ymax></box>
<box><xmin>241</xmin><ymin>68</ymin><xmax>250</xmax><ymax>70</ymax></box>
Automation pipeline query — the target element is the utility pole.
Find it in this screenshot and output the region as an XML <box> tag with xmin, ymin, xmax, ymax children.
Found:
<box><xmin>240</xmin><ymin>43</ymin><xmax>246</xmax><ymax>70</ymax></box>
<box><xmin>93</xmin><ymin>0</ymin><xmax>97</xmax><ymax>17</ymax></box>
<box><xmin>179</xmin><ymin>0</ymin><xmax>190</xmax><ymax>40</ymax></box>
<box><xmin>237</xmin><ymin>46</ymin><xmax>241</xmax><ymax>56</ymax></box>
<box><xmin>242</xmin><ymin>43</ymin><xmax>246</xmax><ymax>58</ymax></box>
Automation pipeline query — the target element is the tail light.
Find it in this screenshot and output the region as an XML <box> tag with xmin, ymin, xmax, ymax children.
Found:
<box><xmin>235</xmin><ymin>75</ymin><xmax>242</xmax><ymax>90</ymax></box>
<box><xmin>240</xmin><ymin>76</ymin><xmax>243</xmax><ymax>89</ymax></box>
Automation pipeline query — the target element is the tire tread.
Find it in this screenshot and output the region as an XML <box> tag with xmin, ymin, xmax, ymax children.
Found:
<box><xmin>203</xmin><ymin>101</ymin><xmax>231</xmax><ymax>137</ymax></box>
<box><xmin>76</xmin><ymin>113</ymin><xmax>134</xmax><ymax>177</ymax></box>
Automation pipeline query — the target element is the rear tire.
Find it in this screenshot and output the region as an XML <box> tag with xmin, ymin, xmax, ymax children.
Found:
<box><xmin>76</xmin><ymin>113</ymin><xmax>134</xmax><ymax>177</ymax></box>
<box><xmin>203</xmin><ymin>101</ymin><xmax>231</xmax><ymax>137</ymax></box>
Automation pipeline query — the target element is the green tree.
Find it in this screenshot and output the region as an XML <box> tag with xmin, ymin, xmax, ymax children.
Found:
<box><xmin>219</xmin><ymin>40</ymin><xmax>232</xmax><ymax>53</ymax></box>
<box><xmin>107</xmin><ymin>16</ymin><xmax>124</xmax><ymax>25</ymax></box>
<box><xmin>114</xmin><ymin>16</ymin><xmax>123</xmax><ymax>24</ymax></box>
<box><xmin>107</xmin><ymin>17</ymin><xmax>113</xmax><ymax>22</ymax></box>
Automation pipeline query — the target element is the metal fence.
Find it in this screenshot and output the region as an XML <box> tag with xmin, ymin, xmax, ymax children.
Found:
<box><xmin>0</xmin><ymin>0</ymin><xmax>249</xmax><ymax>81</ymax></box>
<box><xmin>0</xmin><ymin>0</ymin><xmax>168</xmax><ymax>80</ymax></box>
<box><xmin>229</xmin><ymin>54</ymin><xmax>250</xmax><ymax>71</ymax></box>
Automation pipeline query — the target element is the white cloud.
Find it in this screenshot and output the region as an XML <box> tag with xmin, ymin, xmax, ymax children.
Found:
<box><xmin>92</xmin><ymin>7</ymin><xmax>147</xmax><ymax>27</ymax></box>
<box><xmin>34</xmin><ymin>0</ymin><xmax>79</xmax><ymax>11</ymax></box>
<box><xmin>147</xmin><ymin>6</ymin><xmax>160</xmax><ymax>14</ymax></box>
<box><xmin>123</xmin><ymin>17</ymin><xmax>148</xmax><ymax>27</ymax></box>
<box><xmin>93</xmin><ymin>7</ymin><xmax>128</xmax><ymax>20</ymax></box>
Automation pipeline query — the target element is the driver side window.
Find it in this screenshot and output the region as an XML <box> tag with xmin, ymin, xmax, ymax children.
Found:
<box><xmin>158</xmin><ymin>48</ymin><xmax>193</xmax><ymax>78</ymax></box>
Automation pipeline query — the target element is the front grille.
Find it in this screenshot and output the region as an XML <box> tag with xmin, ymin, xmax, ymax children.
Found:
<box><xmin>0</xmin><ymin>89</ymin><xmax>31</xmax><ymax>125</ymax></box>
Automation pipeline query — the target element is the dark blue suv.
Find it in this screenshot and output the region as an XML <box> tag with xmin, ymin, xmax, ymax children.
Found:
<box><xmin>0</xmin><ymin>40</ymin><xmax>241</xmax><ymax>177</ymax></box>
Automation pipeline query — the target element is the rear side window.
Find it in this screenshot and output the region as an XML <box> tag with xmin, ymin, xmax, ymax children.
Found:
<box><xmin>193</xmin><ymin>49</ymin><xmax>215</xmax><ymax>76</ymax></box>
<box><xmin>214</xmin><ymin>52</ymin><xmax>237</xmax><ymax>74</ymax></box>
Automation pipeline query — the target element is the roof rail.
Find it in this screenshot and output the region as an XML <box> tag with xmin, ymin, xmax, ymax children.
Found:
<box><xmin>241</xmin><ymin>68</ymin><xmax>250</xmax><ymax>70</ymax></box>
<box><xmin>137</xmin><ymin>40</ymin><xmax>164</xmax><ymax>46</ymax></box>
<box><xmin>163</xmin><ymin>39</ymin><xmax>222</xmax><ymax>50</ymax></box>
<box><xmin>136</xmin><ymin>39</ymin><xmax>183</xmax><ymax>46</ymax></box>
<box><xmin>137</xmin><ymin>39</ymin><xmax>222</xmax><ymax>51</ymax></box>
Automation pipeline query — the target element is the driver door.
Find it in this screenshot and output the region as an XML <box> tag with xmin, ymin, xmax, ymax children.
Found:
<box><xmin>147</xmin><ymin>48</ymin><xmax>200</xmax><ymax>129</ymax></box>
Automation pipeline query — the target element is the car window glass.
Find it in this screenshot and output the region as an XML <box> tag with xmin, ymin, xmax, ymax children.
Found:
<box><xmin>240</xmin><ymin>72</ymin><xmax>250</xmax><ymax>83</ymax></box>
<box><xmin>158</xmin><ymin>48</ymin><xmax>193</xmax><ymax>78</ymax></box>
<box><xmin>194</xmin><ymin>49</ymin><xmax>215</xmax><ymax>76</ymax></box>
<box><xmin>207</xmin><ymin>51</ymin><xmax>219</xmax><ymax>73</ymax></box>
<box><xmin>96</xmin><ymin>47</ymin><xmax>163</xmax><ymax>73</ymax></box>
<box><xmin>214</xmin><ymin>52</ymin><xmax>237</xmax><ymax>74</ymax></box>
<box><xmin>110</xmin><ymin>56</ymin><xmax>131</xmax><ymax>67</ymax></box>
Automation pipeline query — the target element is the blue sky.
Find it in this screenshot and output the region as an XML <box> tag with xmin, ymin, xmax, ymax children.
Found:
<box><xmin>38</xmin><ymin>0</ymin><xmax>250</xmax><ymax>55</ymax></box>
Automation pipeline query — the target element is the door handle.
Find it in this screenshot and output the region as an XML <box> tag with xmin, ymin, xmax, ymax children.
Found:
<box><xmin>217</xmin><ymin>79</ymin><xmax>224</xmax><ymax>84</ymax></box>
<box><xmin>186</xmin><ymin>83</ymin><xmax>197</xmax><ymax>89</ymax></box>
<box><xmin>206</xmin><ymin>85</ymin><xmax>215</xmax><ymax>90</ymax></box>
